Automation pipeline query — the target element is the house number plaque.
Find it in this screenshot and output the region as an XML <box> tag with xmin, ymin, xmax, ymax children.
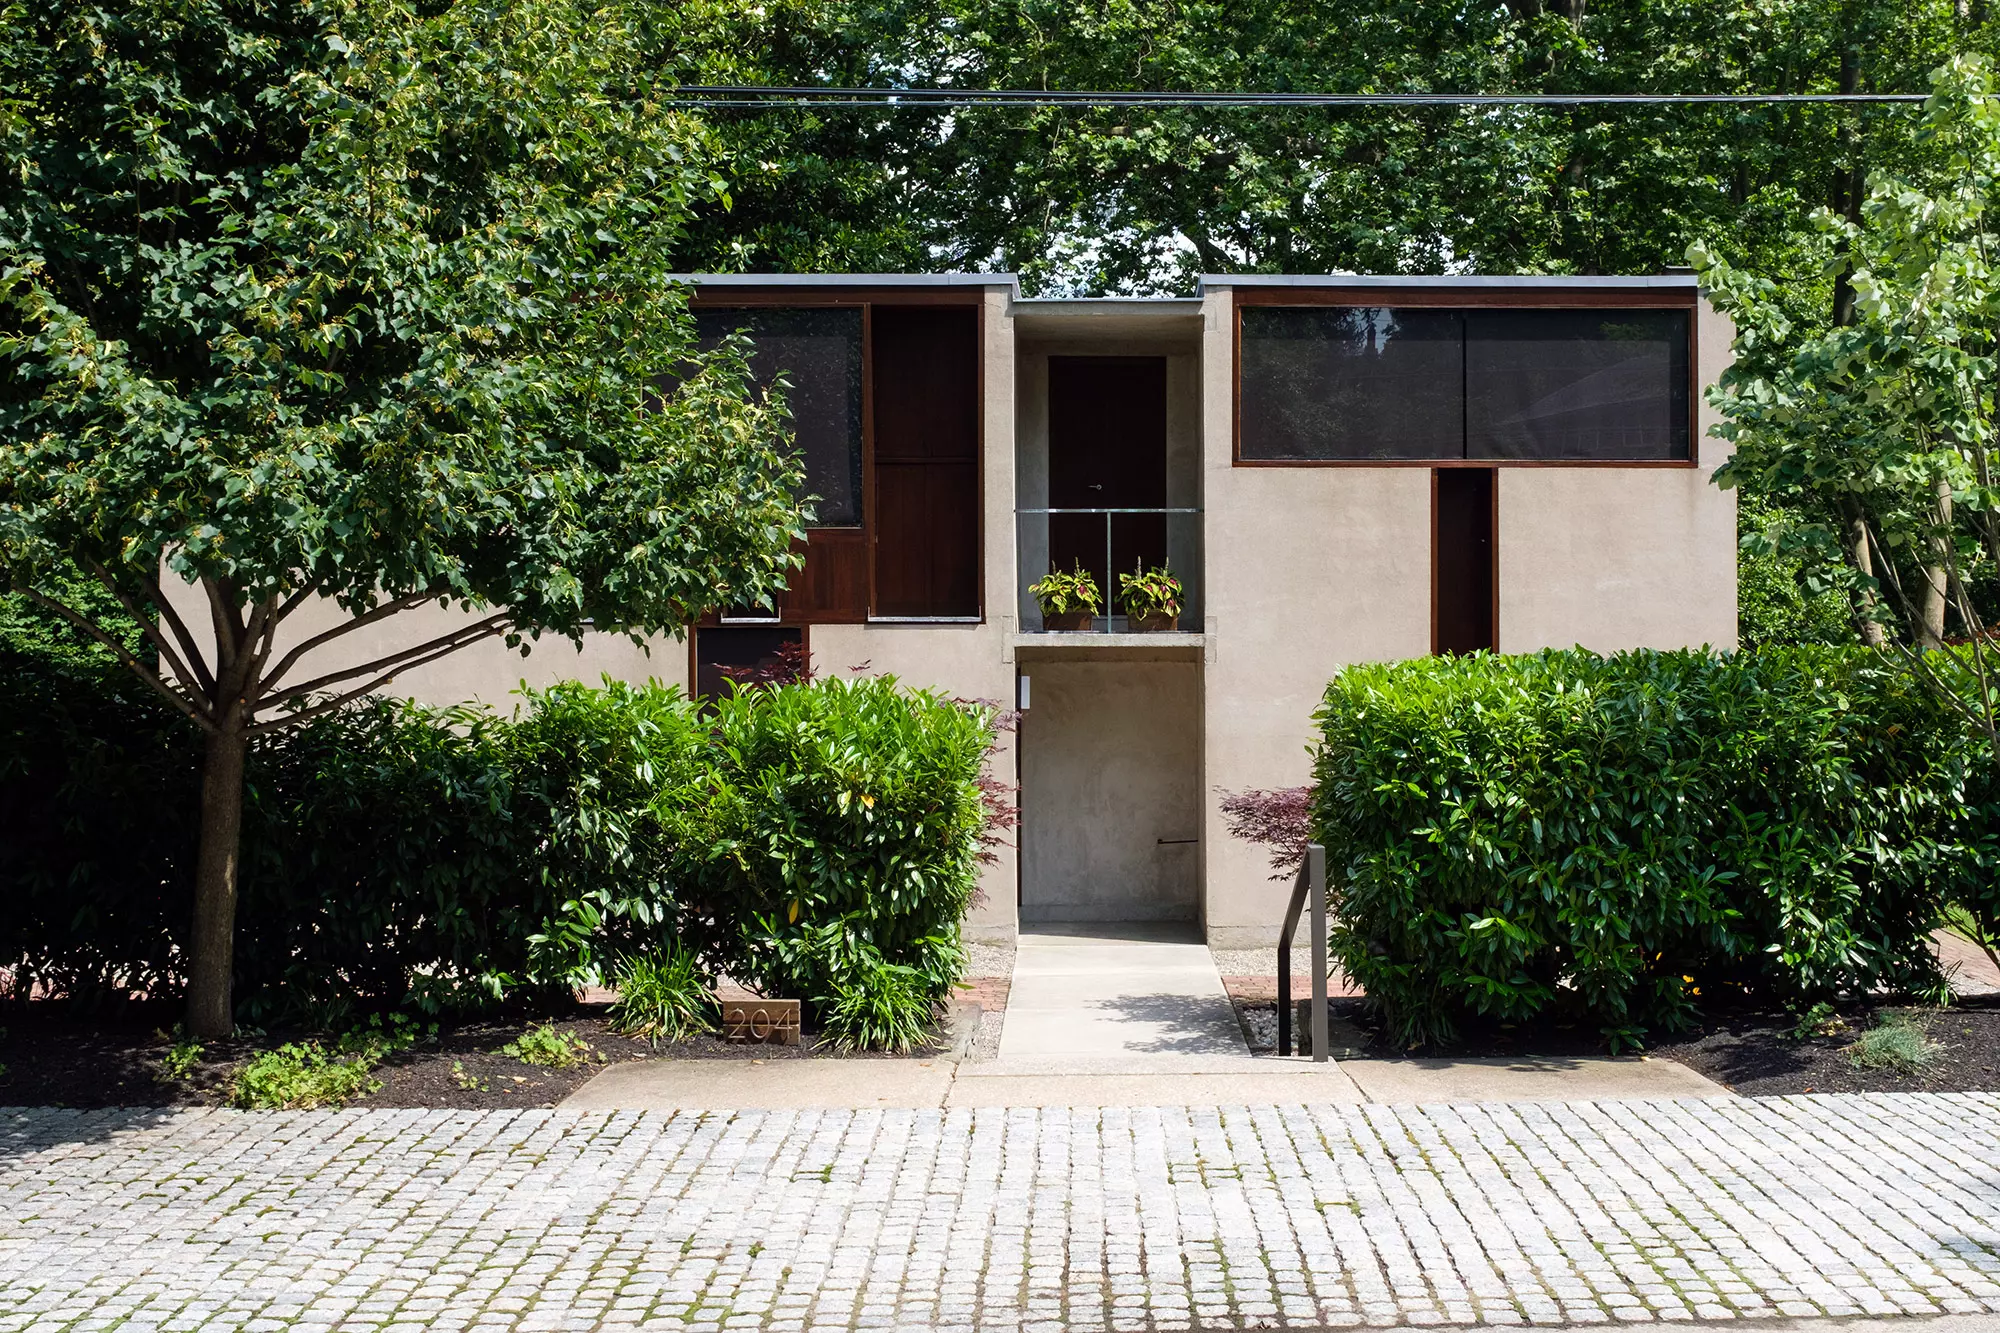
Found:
<box><xmin>722</xmin><ymin>997</ymin><xmax>801</xmax><ymax>1045</ymax></box>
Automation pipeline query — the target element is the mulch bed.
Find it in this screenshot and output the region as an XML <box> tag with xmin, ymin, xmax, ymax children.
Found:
<box><xmin>1652</xmin><ymin>999</ymin><xmax>2000</xmax><ymax>1096</ymax></box>
<box><xmin>0</xmin><ymin>1000</ymin><xmax>963</xmax><ymax>1110</ymax></box>
<box><xmin>1230</xmin><ymin>992</ymin><xmax>2000</xmax><ymax>1095</ymax></box>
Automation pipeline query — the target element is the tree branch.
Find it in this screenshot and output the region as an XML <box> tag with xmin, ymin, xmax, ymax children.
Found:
<box><xmin>22</xmin><ymin>588</ymin><xmax>217</xmax><ymax>733</ymax></box>
<box><xmin>80</xmin><ymin>557</ymin><xmax>215</xmax><ymax>697</ymax></box>
<box><xmin>247</xmin><ymin>622</ymin><xmax>511</xmax><ymax>734</ymax></box>
<box><xmin>202</xmin><ymin>576</ymin><xmax>246</xmax><ymax>676</ymax></box>
<box><xmin>258</xmin><ymin>591</ymin><xmax>438</xmax><ymax>691</ymax></box>
<box><xmin>141</xmin><ymin>571</ymin><xmax>219</xmax><ymax>696</ymax></box>
<box><xmin>258</xmin><ymin>612</ymin><xmax>513</xmax><ymax>707</ymax></box>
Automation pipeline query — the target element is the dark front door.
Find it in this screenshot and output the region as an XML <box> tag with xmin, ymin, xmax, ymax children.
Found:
<box><xmin>1048</xmin><ymin>356</ymin><xmax>1168</xmax><ymax>615</ymax></box>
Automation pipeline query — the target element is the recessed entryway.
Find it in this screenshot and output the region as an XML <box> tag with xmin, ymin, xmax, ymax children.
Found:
<box><xmin>1017</xmin><ymin>657</ymin><xmax>1201</xmax><ymax>923</ymax></box>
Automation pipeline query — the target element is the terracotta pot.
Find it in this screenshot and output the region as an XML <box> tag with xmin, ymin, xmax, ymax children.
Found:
<box><xmin>1041</xmin><ymin>609</ymin><xmax>1095</xmax><ymax>632</ymax></box>
<box><xmin>1128</xmin><ymin>611</ymin><xmax>1180</xmax><ymax>632</ymax></box>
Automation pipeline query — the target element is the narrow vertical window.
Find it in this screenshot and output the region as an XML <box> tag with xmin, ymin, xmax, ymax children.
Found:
<box><xmin>1434</xmin><ymin>468</ymin><xmax>1496</xmax><ymax>654</ymax></box>
<box><xmin>871</xmin><ymin>306</ymin><xmax>981</xmax><ymax>618</ymax></box>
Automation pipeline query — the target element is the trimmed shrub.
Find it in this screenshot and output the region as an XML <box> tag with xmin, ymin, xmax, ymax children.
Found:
<box><xmin>235</xmin><ymin>698</ymin><xmax>555</xmax><ymax>1025</ymax></box>
<box><xmin>2</xmin><ymin>656</ymin><xmax>998</xmax><ymax>1048</ymax></box>
<box><xmin>1312</xmin><ymin>647</ymin><xmax>1973</xmax><ymax>1048</ymax></box>
<box><xmin>0</xmin><ymin>649</ymin><xmax>199</xmax><ymax>1008</ymax></box>
<box><xmin>684</xmin><ymin>676</ymin><xmax>995</xmax><ymax>1016</ymax></box>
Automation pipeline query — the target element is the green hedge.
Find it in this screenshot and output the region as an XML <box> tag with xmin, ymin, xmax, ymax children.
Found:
<box><xmin>1</xmin><ymin>656</ymin><xmax>997</xmax><ymax>1042</ymax></box>
<box><xmin>1311</xmin><ymin>647</ymin><xmax>1981</xmax><ymax>1048</ymax></box>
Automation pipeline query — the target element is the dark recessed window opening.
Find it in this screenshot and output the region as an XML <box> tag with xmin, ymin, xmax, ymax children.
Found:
<box><xmin>1466</xmin><ymin>309</ymin><xmax>1688</xmax><ymax>461</ymax></box>
<box><xmin>1434</xmin><ymin>468</ymin><xmax>1495</xmax><ymax>655</ymax></box>
<box><xmin>695</xmin><ymin>306</ymin><xmax>863</xmax><ymax>525</ymax></box>
<box><xmin>1239</xmin><ymin>305</ymin><xmax>1690</xmax><ymax>463</ymax></box>
<box><xmin>693</xmin><ymin>626</ymin><xmax>805</xmax><ymax>705</ymax></box>
<box><xmin>1238</xmin><ymin>307</ymin><xmax>1463</xmax><ymax>461</ymax></box>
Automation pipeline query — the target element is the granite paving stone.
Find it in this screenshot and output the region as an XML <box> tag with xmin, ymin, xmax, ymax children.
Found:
<box><xmin>4</xmin><ymin>1096</ymin><xmax>2000</xmax><ymax>1330</ymax></box>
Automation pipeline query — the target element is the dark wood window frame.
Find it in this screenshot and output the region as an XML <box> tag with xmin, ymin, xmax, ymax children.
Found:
<box><xmin>1232</xmin><ymin>286</ymin><xmax>1701</xmax><ymax>469</ymax></box>
<box><xmin>687</xmin><ymin>288</ymin><xmax>988</xmax><ymax>626</ymax></box>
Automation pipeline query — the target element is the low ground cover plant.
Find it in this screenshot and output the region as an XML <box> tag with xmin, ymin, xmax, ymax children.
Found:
<box><xmin>229</xmin><ymin>1043</ymin><xmax>380</xmax><ymax>1110</ymax></box>
<box><xmin>498</xmin><ymin>1024</ymin><xmax>593</xmax><ymax>1069</ymax></box>
<box><xmin>1311</xmin><ymin>646</ymin><xmax>1983</xmax><ymax>1049</ymax></box>
<box><xmin>1850</xmin><ymin>1014</ymin><xmax>1939</xmax><ymax>1073</ymax></box>
<box><xmin>607</xmin><ymin>948</ymin><xmax>719</xmax><ymax>1046</ymax></box>
<box><xmin>156</xmin><ymin>1034</ymin><xmax>203</xmax><ymax>1084</ymax></box>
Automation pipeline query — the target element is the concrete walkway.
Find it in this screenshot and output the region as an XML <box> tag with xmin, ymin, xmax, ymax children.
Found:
<box><xmin>563</xmin><ymin>924</ymin><xmax>1726</xmax><ymax>1111</ymax></box>
<box><xmin>992</xmin><ymin>924</ymin><xmax>1251</xmax><ymax>1065</ymax></box>
<box><xmin>9</xmin><ymin>1094</ymin><xmax>2000</xmax><ymax>1330</ymax></box>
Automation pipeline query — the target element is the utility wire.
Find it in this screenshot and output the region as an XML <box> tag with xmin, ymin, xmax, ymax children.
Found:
<box><xmin>669</xmin><ymin>86</ymin><xmax>1927</xmax><ymax>109</ymax></box>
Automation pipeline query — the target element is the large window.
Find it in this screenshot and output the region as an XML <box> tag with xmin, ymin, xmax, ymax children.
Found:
<box><xmin>689</xmin><ymin>296</ymin><xmax>983</xmax><ymax>624</ymax></box>
<box><xmin>1239</xmin><ymin>304</ymin><xmax>1691</xmax><ymax>463</ymax></box>
<box><xmin>695</xmin><ymin>307</ymin><xmax>863</xmax><ymax>524</ymax></box>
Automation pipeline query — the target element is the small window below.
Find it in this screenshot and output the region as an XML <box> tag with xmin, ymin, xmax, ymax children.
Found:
<box><xmin>695</xmin><ymin>306</ymin><xmax>863</xmax><ymax>525</ymax></box>
<box><xmin>1434</xmin><ymin>469</ymin><xmax>1495</xmax><ymax>655</ymax></box>
<box><xmin>1465</xmin><ymin>309</ymin><xmax>1689</xmax><ymax>461</ymax></box>
<box><xmin>693</xmin><ymin>626</ymin><xmax>805</xmax><ymax>705</ymax></box>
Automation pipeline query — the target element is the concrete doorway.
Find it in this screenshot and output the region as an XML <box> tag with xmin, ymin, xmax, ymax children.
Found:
<box><xmin>1018</xmin><ymin>656</ymin><xmax>1201</xmax><ymax>923</ymax></box>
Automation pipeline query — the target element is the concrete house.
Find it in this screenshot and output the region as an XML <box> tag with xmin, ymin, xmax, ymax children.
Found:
<box><xmin>261</xmin><ymin>273</ymin><xmax>1736</xmax><ymax>948</ymax></box>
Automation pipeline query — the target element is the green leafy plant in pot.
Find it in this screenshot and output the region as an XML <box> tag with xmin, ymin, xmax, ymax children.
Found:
<box><xmin>1029</xmin><ymin>564</ymin><xmax>1102</xmax><ymax>631</ymax></box>
<box><xmin>1119</xmin><ymin>562</ymin><xmax>1183</xmax><ymax>631</ymax></box>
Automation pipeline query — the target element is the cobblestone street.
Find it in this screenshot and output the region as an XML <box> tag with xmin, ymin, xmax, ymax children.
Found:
<box><xmin>5</xmin><ymin>1094</ymin><xmax>2000</xmax><ymax>1331</ymax></box>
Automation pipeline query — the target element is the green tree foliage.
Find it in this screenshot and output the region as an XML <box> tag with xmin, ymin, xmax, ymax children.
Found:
<box><xmin>1738</xmin><ymin>500</ymin><xmax>1858</xmax><ymax>648</ymax></box>
<box><xmin>0</xmin><ymin>0</ymin><xmax>810</xmax><ymax>1034</ymax></box>
<box><xmin>1695</xmin><ymin>57</ymin><xmax>2000</xmax><ymax>734</ymax></box>
<box><xmin>665</xmin><ymin>0</ymin><xmax>1990</xmax><ymax>303</ymax></box>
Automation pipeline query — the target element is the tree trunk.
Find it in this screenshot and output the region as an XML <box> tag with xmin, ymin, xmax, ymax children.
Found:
<box><xmin>1847</xmin><ymin>508</ymin><xmax>1889</xmax><ymax>648</ymax></box>
<box><xmin>1921</xmin><ymin>475</ymin><xmax>1953</xmax><ymax>651</ymax></box>
<box><xmin>1829</xmin><ymin>49</ymin><xmax>1864</xmax><ymax>328</ymax></box>
<box><xmin>185</xmin><ymin>717</ymin><xmax>249</xmax><ymax>1038</ymax></box>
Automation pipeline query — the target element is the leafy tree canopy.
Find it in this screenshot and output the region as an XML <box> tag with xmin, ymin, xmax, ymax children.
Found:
<box><xmin>663</xmin><ymin>0</ymin><xmax>1990</xmax><ymax>308</ymax></box>
<box><xmin>0</xmin><ymin>0</ymin><xmax>808</xmax><ymax>1033</ymax></box>
<box><xmin>1696</xmin><ymin>55</ymin><xmax>1998</xmax><ymax>729</ymax></box>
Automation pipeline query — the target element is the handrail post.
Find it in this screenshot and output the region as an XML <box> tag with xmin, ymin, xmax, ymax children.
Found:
<box><xmin>1103</xmin><ymin>512</ymin><xmax>1113</xmax><ymax>633</ymax></box>
<box><xmin>1309</xmin><ymin>842</ymin><xmax>1328</xmax><ymax>1063</ymax></box>
<box><xmin>1276</xmin><ymin>857</ymin><xmax>1306</xmax><ymax>1056</ymax></box>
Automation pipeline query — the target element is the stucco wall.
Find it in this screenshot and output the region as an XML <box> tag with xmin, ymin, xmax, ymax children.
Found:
<box><xmin>1497</xmin><ymin>298</ymin><xmax>1738</xmax><ymax>654</ymax></box>
<box><xmin>157</xmin><ymin>581</ymin><xmax>689</xmax><ymax>712</ymax></box>
<box><xmin>1196</xmin><ymin>288</ymin><xmax>1739</xmax><ymax>947</ymax></box>
<box><xmin>1018</xmin><ymin>657</ymin><xmax>1202</xmax><ymax>922</ymax></box>
<box><xmin>1196</xmin><ymin>287</ymin><xmax>1436</xmax><ymax>947</ymax></box>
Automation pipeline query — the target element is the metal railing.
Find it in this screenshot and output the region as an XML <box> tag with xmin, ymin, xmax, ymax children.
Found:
<box><xmin>1016</xmin><ymin>506</ymin><xmax>1200</xmax><ymax>630</ymax></box>
<box><xmin>1276</xmin><ymin>843</ymin><xmax>1329</xmax><ymax>1061</ymax></box>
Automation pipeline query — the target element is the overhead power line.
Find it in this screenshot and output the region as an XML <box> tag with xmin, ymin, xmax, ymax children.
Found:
<box><xmin>669</xmin><ymin>85</ymin><xmax>1927</xmax><ymax>110</ymax></box>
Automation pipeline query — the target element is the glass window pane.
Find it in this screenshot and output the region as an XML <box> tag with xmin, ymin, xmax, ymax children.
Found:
<box><xmin>1465</xmin><ymin>309</ymin><xmax>1689</xmax><ymax>461</ymax></box>
<box><xmin>696</xmin><ymin>306</ymin><xmax>864</xmax><ymax>526</ymax></box>
<box><xmin>1239</xmin><ymin>307</ymin><xmax>1464</xmax><ymax>461</ymax></box>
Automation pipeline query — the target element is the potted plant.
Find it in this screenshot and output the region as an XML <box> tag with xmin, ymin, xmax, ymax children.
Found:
<box><xmin>1029</xmin><ymin>563</ymin><xmax>1102</xmax><ymax>631</ymax></box>
<box><xmin>1119</xmin><ymin>561</ymin><xmax>1184</xmax><ymax>631</ymax></box>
